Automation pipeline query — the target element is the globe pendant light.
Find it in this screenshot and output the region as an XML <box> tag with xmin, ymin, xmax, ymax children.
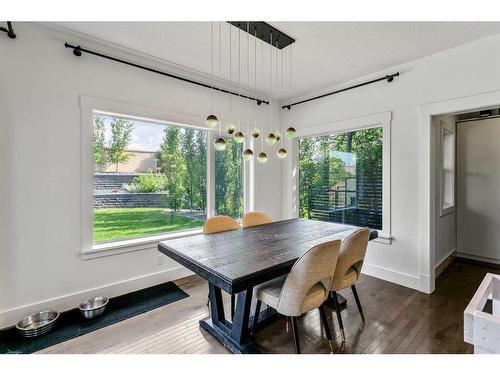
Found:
<box><xmin>234</xmin><ymin>131</ymin><xmax>244</xmax><ymax>143</ymax></box>
<box><xmin>285</xmin><ymin>127</ymin><xmax>297</xmax><ymax>138</ymax></box>
<box><xmin>251</xmin><ymin>128</ymin><xmax>260</xmax><ymax>138</ymax></box>
<box><xmin>257</xmin><ymin>152</ymin><xmax>268</xmax><ymax>163</ymax></box>
<box><xmin>214</xmin><ymin>137</ymin><xmax>227</xmax><ymax>151</ymax></box>
<box><xmin>277</xmin><ymin>148</ymin><xmax>288</xmax><ymax>159</ymax></box>
<box><xmin>265</xmin><ymin>133</ymin><xmax>277</xmax><ymax>145</ymax></box>
<box><xmin>274</xmin><ymin>131</ymin><xmax>281</xmax><ymax>142</ymax></box>
<box><xmin>227</xmin><ymin>123</ymin><xmax>236</xmax><ymax>135</ymax></box>
<box><xmin>242</xmin><ymin>148</ymin><xmax>254</xmax><ymax>161</ymax></box>
<box><xmin>206</xmin><ymin>114</ymin><xmax>218</xmax><ymax>128</ymax></box>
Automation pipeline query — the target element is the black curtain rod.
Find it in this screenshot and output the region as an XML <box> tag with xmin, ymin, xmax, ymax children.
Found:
<box><xmin>282</xmin><ymin>72</ymin><xmax>400</xmax><ymax>110</ymax></box>
<box><xmin>0</xmin><ymin>21</ymin><xmax>16</xmax><ymax>39</ymax></box>
<box><xmin>64</xmin><ymin>43</ymin><xmax>269</xmax><ymax>106</ymax></box>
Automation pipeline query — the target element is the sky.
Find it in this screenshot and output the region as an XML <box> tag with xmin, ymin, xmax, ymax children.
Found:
<box><xmin>99</xmin><ymin>115</ymin><xmax>167</xmax><ymax>152</ymax></box>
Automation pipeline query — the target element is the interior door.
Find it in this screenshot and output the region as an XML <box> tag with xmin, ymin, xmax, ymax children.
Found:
<box><xmin>457</xmin><ymin>117</ymin><xmax>500</xmax><ymax>263</ymax></box>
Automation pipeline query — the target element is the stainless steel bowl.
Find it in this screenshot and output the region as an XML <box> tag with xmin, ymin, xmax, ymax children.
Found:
<box><xmin>79</xmin><ymin>297</ymin><xmax>109</xmax><ymax>319</ymax></box>
<box><xmin>16</xmin><ymin>311</ymin><xmax>59</xmax><ymax>337</ymax></box>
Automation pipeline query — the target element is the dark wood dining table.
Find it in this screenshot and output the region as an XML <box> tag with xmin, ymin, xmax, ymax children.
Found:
<box><xmin>158</xmin><ymin>218</ymin><xmax>378</xmax><ymax>353</ymax></box>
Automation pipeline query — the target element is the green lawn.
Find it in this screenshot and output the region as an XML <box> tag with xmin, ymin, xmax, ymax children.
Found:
<box><xmin>93</xmin><ymin>208</ymin><xmax>204</xmax><ymax>243</ymax></box>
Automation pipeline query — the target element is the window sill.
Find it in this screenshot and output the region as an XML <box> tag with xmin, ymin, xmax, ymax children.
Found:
<box><xmin>373</xmin><ymin>231</ymin><xmax>392</xmax><ymax>245</ymax></box>
<box><xmin>81</xmin><ymin>228</ymin><xmax>203</xmax><ymax>260</ymax></box>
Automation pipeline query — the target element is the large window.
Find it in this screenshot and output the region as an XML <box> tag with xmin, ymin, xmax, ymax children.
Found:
<box><xmin>92</xmin><ymin>112</ymin><xmax>208</xmax><ymax>244</ymax></box>
<box><xmin>299</xmin><ymin>127</ymin><xmax>383</xmax><ymax>230</ymax></box>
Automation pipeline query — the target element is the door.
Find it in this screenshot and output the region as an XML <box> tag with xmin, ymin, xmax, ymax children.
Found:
<box><xmin>457</xmin><ymin>117</ymin><xmax>500</xmax><ymax>263</ymax></box>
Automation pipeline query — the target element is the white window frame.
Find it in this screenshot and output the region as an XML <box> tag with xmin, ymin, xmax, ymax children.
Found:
<box><xmin>284</xmin><ymin>111</ymin><xmax>391</xmax><ymax>243</ymax></box>
<box><xmin>439</xmin><ymin>121</ymin><xmax>455</xmax><ymax>217</ymax></box>
<box><xmin>80</xmin><ymin>95</ymin><xmax>251</xmax><ymax>257</ymax></box>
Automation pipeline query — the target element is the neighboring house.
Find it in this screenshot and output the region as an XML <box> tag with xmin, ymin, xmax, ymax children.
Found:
<box><xmin>97</xmin><ymin>149</ymin><xmax>158</xmax><ymax>173</ymax></box>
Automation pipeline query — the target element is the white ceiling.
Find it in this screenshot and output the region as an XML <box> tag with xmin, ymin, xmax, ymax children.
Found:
<box><xmin>55</xmin><ymin>21</ymin><xmax>500</xmax><ymax>99</ymax></box>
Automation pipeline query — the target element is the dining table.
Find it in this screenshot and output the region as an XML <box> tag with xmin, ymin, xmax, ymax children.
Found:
<box><xmin>158</xmin><ymin>218</ymin><xmax>378</xmax><ymax>353</ymax></box>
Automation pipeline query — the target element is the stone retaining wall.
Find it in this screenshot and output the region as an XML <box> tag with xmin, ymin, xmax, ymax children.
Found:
<box><xmin>93</xmin><ymin>192</ymin><xmax>167</xmax><ymax>209</ymax></box>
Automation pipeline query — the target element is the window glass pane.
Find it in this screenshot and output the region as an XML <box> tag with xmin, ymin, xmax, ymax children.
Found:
<box><xmin>442</xmin><ymin>128</ymin><xmax>455</xmax><ymax>210</ymax></box>
<box><xmin>299</xmin><ymin>128</ymin><xmax>383</xmax><ymax>230</ymax></box>
<box><xmin>215</xmin><ymin>137</ymin><xmax>244</xmax><ymax>219</ymax></box>
<box><xmin>93</xmin><ymin>112</ymin><xmax>206</xmax><ymax>244</ymax></box>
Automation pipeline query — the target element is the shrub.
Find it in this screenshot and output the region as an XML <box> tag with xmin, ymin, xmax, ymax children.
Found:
<box><xmin>127</xmin><ymin>172</ymin><xmax>167</xmax><ymax>193</ymax></box>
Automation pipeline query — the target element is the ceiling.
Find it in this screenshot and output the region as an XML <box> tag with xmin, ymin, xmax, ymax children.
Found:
<box><xmin>54</xmin><ymin>22</ymin><xmax>500</xmax><ymax>99</ymax></box>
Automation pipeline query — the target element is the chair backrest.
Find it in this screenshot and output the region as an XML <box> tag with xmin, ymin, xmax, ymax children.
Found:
<box><xmin>277</xmin><ymin>239</ymin><xmax>341</xmax><ymax>316</ymax></box>
<box><xmin>241</xmin><ymin>211</ymin><xmax>272</xmax><ymax>228</ymax></box>
<box><xmin>330</xmin><ymin>228</ymin><xmax>370</xmax><ymax>291</ymax></box>
<box><xmin>203</xmin><ymin>215</ymin><xmax>240</xmax><ymax>234</ymax></box>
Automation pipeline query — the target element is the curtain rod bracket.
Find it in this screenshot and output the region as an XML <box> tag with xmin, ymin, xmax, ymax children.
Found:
<box><xmin>0</xmin><ymin>21</ymin><xmax>16</xmax><ymax>39</ymax></box>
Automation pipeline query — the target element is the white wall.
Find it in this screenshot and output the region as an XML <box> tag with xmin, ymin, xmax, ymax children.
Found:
<box><xmin>433</xmin><ymin>115</ymin><xmax>457</xmax><ymax>267</ymax></box>
<box><xmin>281</xmin><ymin>32</ymin><xmax>500</xmax><ymax>291</ymax></box>
<box><xmin>0</xmin><ymin>23</ymin><xmax>282</xmax><ymax>327</ymax></box>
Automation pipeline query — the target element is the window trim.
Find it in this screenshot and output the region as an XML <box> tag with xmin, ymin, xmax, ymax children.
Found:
<box><xmin>284</xmin><ymin>111</ymin><xmax>391</xmax><ymax>243</ymax></box>
<box><xmin>80</xmin><ymin>95</ymin><xmax>251</xmax><ymax>256</ymax></box>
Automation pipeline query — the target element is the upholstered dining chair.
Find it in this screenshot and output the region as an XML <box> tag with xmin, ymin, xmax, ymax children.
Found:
<box><xmin>328</xmin><ymin>227</ymin><xmax>370</xmax><ymax>343</ymax></box>
<box><xmin>252</xmin><ymin>239</ymin><xmax>341</xmax><ymax>354</ymax></box>
<box><xmin>241</xmin><ymin>211</ymin><xmax>272</xmax><ymax>228</ymax></box>
<box><xmin>203</xmin><ymin>215</ymin><xmax>241</xmax><ymax>318</ymax></box>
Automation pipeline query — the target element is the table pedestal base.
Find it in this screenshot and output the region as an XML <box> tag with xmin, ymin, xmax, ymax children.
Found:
<box><xmin>200</xmin><ymin>319</ymin><xmax>261</xmax><ymax>354</ymax></box>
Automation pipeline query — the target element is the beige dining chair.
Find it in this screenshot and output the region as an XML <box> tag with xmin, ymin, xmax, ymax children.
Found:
<box><xmin>328</xmin><ymin>228</ymin><xmax>370</xmax><ymax>343</ymax></box>
<box><xmin>252</xmin><ymin>239</ymin><xmax>341</xmax><ymax>354</ymax></box>
<box><xmin>203</xmin><ymin>215</ymin><xmax>241</xmax><ymax>318</ymax></box>
<box><xmin>241</xmin><ymin>211</ymin><xmax>272</xmax><ymax>228</ymax></box>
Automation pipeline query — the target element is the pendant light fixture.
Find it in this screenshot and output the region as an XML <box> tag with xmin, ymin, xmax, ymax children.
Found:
<box><xmin>277</xmin><ymin>38</ymin><xmax>288</xmax><ymax>159</ymax></box>
<box><xmin>214</xmin><ymin>22</ymin><xmax>226</xmax><ymax>151</ymax></box>
<box><xmin>206</xmin><ymin>22</ymin><xmax>218</xmax><ymax>128</ymax></box>
<box><xmin>242</xmin><ymin>21</ymin><xmax>254</xmax><ymax>161</ymax></box>
<box><xmin>285</xmin><ymin>42</ymin><xmax>296</xmax><ymax>139</ymax></box>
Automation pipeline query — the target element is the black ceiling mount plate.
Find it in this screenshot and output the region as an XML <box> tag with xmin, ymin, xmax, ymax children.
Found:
<box><xmin>228</xmin><ymin>21</ymin><xmax>295</xmax><ymax>49</ymax></box>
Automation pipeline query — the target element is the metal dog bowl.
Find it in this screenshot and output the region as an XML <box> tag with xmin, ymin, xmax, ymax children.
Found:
<box><xmin>16</xmin><ymin>311</ymin><xmax>59</xmax><ymax>337</ymax></box>
<box><xmin>79</xmin><ymin>297</ymin><xmax>109</xmax><ymax>319</ymax></box>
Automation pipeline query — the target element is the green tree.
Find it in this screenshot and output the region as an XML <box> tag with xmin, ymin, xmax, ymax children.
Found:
<box><xmin>193</xmin><ymin>130</ymin><xmax>207</xmax><ymax>211</ymax></box>
<box><xmin>181</xmin><ymin>129</ymin><xmax>197</xmax><ymax>210</ymax></box>
<box><xmin>215</xmin><ymin>138</ymin><xmax>243</xmax><ymax>218</ymax></box>
<box><xmin>107</xmin><ymin>118</ymin><xmax>134</xmax><ymax>172</ymax></box>
<box><xmin>159</xmin><ymin>126</ymin><xmax>187</xmax><ymax>222</ymax></box>
<box><xmin>93</xmin><ymin>115</ymin><xmax>107</xmax><ymax>171</ymax></box>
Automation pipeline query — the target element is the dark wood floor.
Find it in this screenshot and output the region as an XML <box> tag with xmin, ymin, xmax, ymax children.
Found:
<box><xmin>38</xmin><ymin>258</ymin><xmax>499</xmax><ymax>354</ymax></box>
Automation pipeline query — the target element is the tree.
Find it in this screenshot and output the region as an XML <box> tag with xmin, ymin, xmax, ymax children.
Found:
<box><xmin>93</xmin><ymin>115</ymin><xmax>107</xmax><ymax>171</ymax></box>
<box><xmin>107</xmin><ymin>118</ymin><xmax>134</xmax><ymax>172</ymax></box>
<box><xmin>159</xmin><ymin>126</ymin><xmax>187</xmax><ymax>222</ymax></box>
<box><xmin>193</xmin><ymin>130</ymin><xmax>207</xmax><ymax>211</ymax></box>
<box><xmin>181</xmin><ymin>129</ymin><xmax>197</xmax><ymax>210</ymax></box>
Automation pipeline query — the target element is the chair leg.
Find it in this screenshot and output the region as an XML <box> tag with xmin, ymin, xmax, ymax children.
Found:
<box><xmin>351</xmin><ymin>284</ymin><xmax>365</xmax><ymax>323</ymax></box>
<box><xmin>319</xmin><ymin>304</ymin><xmax>335</xmax><ymax>353</ymax></box>
<box><xmin>331</xmin><ymin>291</ymin><xmax>346</xmax><ymax>342</ymax></box>
<box><xmin>252</xmin><ymin>300</ymin><xmax>262</xmax><ymax>335</ymax></box>
<box><xmin>206</xmin><ymin>292</ymin><xmax>210</xmax><ymax>307</ymax></box>
<box><xmin>290</xmin><ymin>316</ymin><xmax>301</xmax><ymax>354</ymax></box>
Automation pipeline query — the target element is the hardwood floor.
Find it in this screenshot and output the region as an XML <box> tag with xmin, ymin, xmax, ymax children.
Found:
<box><xmin>37</xmin><ymin>259</ymin><xmax>498</xmax><ymax>354</ymax></box>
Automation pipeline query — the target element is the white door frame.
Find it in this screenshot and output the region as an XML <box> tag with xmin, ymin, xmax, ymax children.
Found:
<box><xmin>418</xmin><ymin>90</ymin><xmax>500</xmax><ymax>293</ymax></box>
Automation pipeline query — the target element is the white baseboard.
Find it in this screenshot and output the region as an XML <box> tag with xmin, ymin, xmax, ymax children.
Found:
<box><xmin>0</xmin><ymin>266</ymin><xmax>193</xmax><ymax>329</ymax></box>
<box><xmin>435</xmin><ymin>248</ymin><xmax>457</xmax><ymax>269</ymax></box>
<box><xmin>457</xmin><ymin>252</ymin><xmax>500</xmax><ymax>265</ymax></box>
<box><xmin>361</xmin><ymin>262</ymin><xmax>420</xmax><ymax>291</ymax></box>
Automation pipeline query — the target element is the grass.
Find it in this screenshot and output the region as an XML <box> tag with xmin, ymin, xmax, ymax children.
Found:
<box><xmin>93</xmin><ymin>207</ymin><xmax>204</xmax><ymax>243</ymax></box>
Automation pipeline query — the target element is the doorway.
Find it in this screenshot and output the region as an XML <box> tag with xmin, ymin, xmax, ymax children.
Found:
<box><xmin>433</xmin><ymin>108</ymin><xmax>500</xmax><ymax>278</ymax></box>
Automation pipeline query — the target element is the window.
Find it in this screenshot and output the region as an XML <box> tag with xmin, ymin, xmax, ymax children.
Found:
<box><xmin>440</xmin><ymin>122</ymin><xmax>455</xmax><ymax>216</ymax></box>
<box><xmin>92</xmin><ymin>112</ymin><xmax>207</xmax><ymax>244</ymax></box>
<box><xmin>215</xmin><ymin>137</ymin><xmax>244</xmax><ymax>219</ymax></box>
<box><xmin>299</xmin><ymin>127</ymin><xmax>383</xmax><ymax>230</ymax></box>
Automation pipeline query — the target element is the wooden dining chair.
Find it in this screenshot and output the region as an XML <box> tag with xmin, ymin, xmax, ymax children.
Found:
<box><xmin>328</xmin><ymin>228</ymin><xmax>370</xmax><ymax>343</ymax></box>
<box><xmin>241</xmin><ymin>211</ymin><xmax>272</xmax><ymax>228</ymax></box>
<box><xmin>252</xmin><ymin>239</ymin><xmax>341</xmax><ymax>354</ymax></box>
<box><xmin>203</xmin><ymin>215</ymin><xmax>240</xmax><ymax>318</ymax></box>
